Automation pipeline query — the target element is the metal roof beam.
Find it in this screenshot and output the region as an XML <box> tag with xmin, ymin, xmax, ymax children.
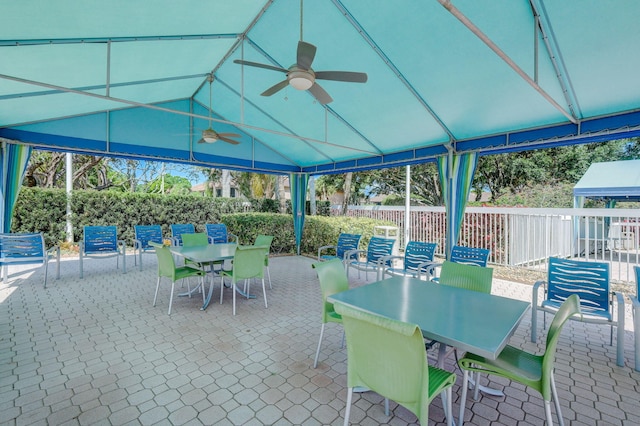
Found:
<box><xmin>0</xmin><ymin>73</ymin><xmax>208</xmax><ymax>101</ymax></box>
<box><xmin>0</xmin><ymin>34</ymin><xmax>238</xmax><ymax>46</ymax></box>
<box><xmin>530</xmin><ymin>0</ymin><xmax>582</xmax><ymax>119</ymax></box>
<box><xmin>437</xmin><ymin>0</ymin><xmax>578</xmax><ymax>125</ymax></box>
<box><xmin>0</xmin><ymin>72</ymin><xmax>378</xmax><ymax>156</ymax></box>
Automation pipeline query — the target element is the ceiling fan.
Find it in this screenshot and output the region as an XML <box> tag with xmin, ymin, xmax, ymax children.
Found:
<box><xmin>233</xmin><ymin>0</ymin><xmax>367</xmax><ymax>104</ymax></box>
<box><xmin>197</xmin><ymin>74</ymin><xmax>241</xmax><ymax>145</ymax></box>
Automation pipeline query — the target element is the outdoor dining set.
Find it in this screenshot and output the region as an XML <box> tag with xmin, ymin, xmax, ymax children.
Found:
<box><xmin>1</xmin><ymin>228</ymin><xmax>639</xmax><ymax>425</ymax></box>
<box><xmin>312</xmin><ymin>232</ymin><xmax>640</xmax><ymax>425</ymax></box>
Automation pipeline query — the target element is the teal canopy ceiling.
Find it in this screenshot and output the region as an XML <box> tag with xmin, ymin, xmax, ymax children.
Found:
<box><xmin>2</xmin><ymin>0</ymin><xmax>640</xmax><ymax>174</ymax></box>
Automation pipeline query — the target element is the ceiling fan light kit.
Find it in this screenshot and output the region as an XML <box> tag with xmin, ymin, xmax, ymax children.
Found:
<box><xmin>288</xmin><ymin>69</ymin><xmax>315</xmax><ymax>90</ymax></box>
<box><xmin>202</xmin><ymin>128</ymin><xmax>218</xmax><ymax>143</ymax></box>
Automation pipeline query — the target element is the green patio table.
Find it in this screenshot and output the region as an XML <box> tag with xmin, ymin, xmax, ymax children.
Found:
<box><xmin>328</xmin><ymin>276</ymin><xmax>530</xmax><ymax>363</ymax></box>
<box><xmin>170</xmin><ymin>243</ymin><xmax>237</xmax><ymax>310</ymax></box>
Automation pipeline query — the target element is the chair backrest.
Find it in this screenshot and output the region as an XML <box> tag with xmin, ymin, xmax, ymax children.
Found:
<box><xmin>0</xmin><ymin>233</ymin><xmax>45</xmax><ymax>266</ymax></box>
<box><xmin>170</xmin><ymin>224</ymin><xmax>195</xmax><ymax>246</ymax></box>
<box><xmin>403</xmin><ymin>241</ymin><xmax>437</xmax><ymax>272</ymax></box>
<box><xmin>439</xmin><ymin>260</ymin><xmax>493</xmax><ymax>293</ymax></box>
<box><xmin>254</xmin><ymin>235</ymin><xmax>274</xmax><ymax>252</ymax></box>
<box><xmin>547</xmin><ymin>257</ymin><xmax>610</xmax><ymax>317</ymax></box>
<box><xmin>181</xmin><ymin>232</ymin><xmax>209</xmax><ymax>247</ymax></box>
<box><xmin>334</xmin><ymin>301</ymin><xmax>432</xmax><ymax>425</ymax></box>
<box><xmin>312</xmin><ymin>259</ymin><xmax>350</xmax><ymax>324</ymax></box>
<box><xmin>150</xmin><ymin>242</ymin><xmax>177</xmax><ymax>279</ymax></box>
<box><xmin>206</xmin><ymin>223</ymin><xmax>230</xmax><ymax>244</ymax></box>
<box><xmin>83</xmin><ymin>226</ymin><xmax>118</xmax><ymax>253</ymax></box>
<box><xmin>134</xmin><ymin>225</ymin><xmax>163</xmax><ymax>249</ymax></box>
<box><xmin>336</xmin><ymin>233</ymin><xmax>361</xmax><ymax>259</ymax></box>
<box><xmin>366</xmin><ymin>237</ymin><xmax>396</xmax><ymax>265</ymax></box>
<box><xmin>450</xmin><ymin>245</ymin><xmax>490</xmax><ymax>267</ymax></box>
<box><xmin>230</xmin><ymin>245</ymin><xmax>265</xmax><ymax>280</ymax></box>
<box><xmin>541</xmin><ymin>294</ymin><xmax>581</xmax><ymax>400</ymax></box>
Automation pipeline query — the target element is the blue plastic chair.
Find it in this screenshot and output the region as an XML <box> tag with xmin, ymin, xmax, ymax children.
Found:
<box><xmin>79</xmin><ymin>226</ymin><xmax>126</xmax><ymax>278</ymax></box>
<box><xmin>133</xmin><ymin>225</ymin><xmax>163</xmax><ymax>271</ymax></box>
<box><xmin>0</xmin><ymin>232</ymin><xmax>60</xmax><ymax>287</ymax></box>
<box><xmin>429</xmin><ymin>245</ymin><xmax>491</xmax><ymax>282</ymax></box>
<box><xmin>381</xmin><ymin>241</ymin><xmax>437</xmax><ymax>279</ymax></box>
<box><xmin>346</xmin><ymin>236</ymin><xmax>396</xmax><ymax>281</ymax></box>
<box><xmin>318</xmin><ymin>233</ymin><xmax>362</xmax><ymax>265</ymax></box>
<box><xmin>205</xmin><ymin>223</ymin><xmax>238</xmax><ymax>244</ymax></box>
<box><xmin>531</xmin><ymin>257</ymin><xmax>625</xmax><ymax>367</ymax></box>
<box><xmin>170</xmin><ymin>224</ymin><xmax>195</xmax><ymax>246</ymax></box>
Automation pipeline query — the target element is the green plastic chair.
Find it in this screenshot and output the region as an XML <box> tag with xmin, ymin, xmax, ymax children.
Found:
<box><xmin>334</xmin><ymin>301</ymin><xmax>456</xmax><ymax>426</ymax></box>
<box><xmin>220</xmin><ymin>245</ymin><xmax>268</xmax><ymax>315</ymax></box>
<box><xmin>254</xmin><ymin>235</ymin><xmax>274</xmax><ymax>288</ymax></box>
<box><xmin>181</xmin><ymin>232</ymin><xmax>214</xmax><ymax>270</ymax></box>
<box><xmin>439</xmin><ymin>260</ymin><xmax>493</xmax><ymax>293</ymax></box>
<box><xmin>311</xmin><ymin>259</ymin><xmax>349</xmax><ymax>368</ymax></box>
<box><xmin>458</xmin><ymin>294</ymin><xmax>581</xmax><ymax>426</ymax></box>
<box><xmin>150</xmin><ymin>242</ymin><xmax>206</xmax><ymax>315</ymax></box>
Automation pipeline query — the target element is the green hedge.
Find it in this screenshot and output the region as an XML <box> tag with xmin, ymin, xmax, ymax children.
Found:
<box><xmin>11</xmin><ymin>188</ymin><xmax>391</xmax><ymax>255</ymax></box>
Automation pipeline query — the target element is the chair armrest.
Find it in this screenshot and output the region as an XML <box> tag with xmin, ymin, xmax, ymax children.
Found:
<box><xmin>228</xmin><ymin>233</ymin><xmax>239</xmax><ymax>244</ymax></box>
<box><xmin>379</xmin><ymin>254</ymin><xmax>402</xmax><ymax>263</ymax></box>
<box><xmin>133</xmin><ymin>239</ymin><xmax>142</xmax><ymax>250</ymax></box>
<box><xmin>117</xmin><ymin>240</ymin><xmax>126</xmax><ymax>252</ymax></box>
<box><xmin>613</xmin><ymin>291</ymin><xmax>625</xmax><ymax>367</ymax></box>
<box><xmin>317</xmin><ymin>244</ymin><xmax>337</xmax><ymax>260</ymax></box>
<box><xmin>207</xmin><ymin>236</ymin><xmax>215</xmax><ymax>244</ymax></box>
<box><xmin>415</xmin><ymin>261</ymin><xmax>438</xmax><ymax>280</ymax></box>
<box><xmin>46</xmin><ymin>244</ymin><xmax>60</xmax><ymax>258</ymax></box>
<box><xmin>344</xmin><ymin>249</ymin><xmax>364</xmax><ymax>262</ymax></box>
<box><xmin>530</xmin><ymin>279</ymin><xmax>547</xmax><ymax>343</ymax></box>
<box><xmin>171</xmin><ymin>237</ymin><xmax>180</xmax><ymax>246</ymax></box>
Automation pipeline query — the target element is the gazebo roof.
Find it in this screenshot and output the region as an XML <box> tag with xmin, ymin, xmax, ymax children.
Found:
<box><xmin>2</xmin><ymin>1</ymin><xmax>640</xmax><ymax>174</ymax></box>
<box><xmin>574</xmin><ymin>159</ymin><xmax>640</xmax><ymax>202</ymax></box>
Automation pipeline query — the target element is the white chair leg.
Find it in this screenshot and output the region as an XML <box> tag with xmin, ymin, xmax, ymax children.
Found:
<box><xmin>544</xmin><ymin>400</ymin><xmax>554</xmax><ymax>426</ymax></box>
<box><xmin>384</xmin><ymin>398</ymin><xmax>389</xmax><ymax>416</ymax></box>
<box><xmin>261</xmin><ymin>278</ymin><xmax>268</xmax><ymax>308</ymax></box>
<box><xmin>314</xmin><ymin>324</ymin><xmax>326</xmax><ymax>368</ymax></box>
<box><xmin>458</xmin><ymin>369</ymin><xmax>469</xmax><ymax>426</ymax></box>
<box><xmin>220</xmin><ymin>276</ymin><xmax>225</xmax><ymax>304</ymax></box>
<box><xmin>473</xmin><ymin>372</ymin><xmax>481</xmax><ymax>401</ymax></box>
<box><xmin>232</xmin><ymin>280</ymin><xmax>237</xmax><ymax>316</ymax></box>
<box><xmin>266</xmin><ymin>266</ymin><xmax>272</xmax><ymax>289</ymax></box>
<box><xmin>168</xmin><ymin>281</ymin><xmax>175</xmax><ymax>315</ymax></box>
<box><xmin>343</xmin><ymin>387</ymin><xmax>353</xmax><ymax>426</ymax></box>
<box><xmin>550</xmin><ymin>372</ymin><xmax>564</xmax><ymax>426</ymax></box>
<box><xmin>445</xmin><ymin>387</ymin><xmax>453</xmax><ymax>426</ymax></box>
<box><xmin>153</xmin><ymin>277</ymin><xmax>161</xmax><ymax>307</ymax></box>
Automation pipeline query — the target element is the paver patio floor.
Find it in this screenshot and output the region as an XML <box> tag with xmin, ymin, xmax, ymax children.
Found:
<box><xmin>1</xmin><ymin>255</ymin><xmax>639</xmax><ymax>425</ymax></box>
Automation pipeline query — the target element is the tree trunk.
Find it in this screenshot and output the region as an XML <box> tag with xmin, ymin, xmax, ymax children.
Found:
<box><xmin>341</xmin><ymin>172</ymin><xmax>352</xmax><ymax>216</ymax></box>
<box><xmin>277</xmin><ymin>175</ymin><xmax>287</xmax><ymax>213</ymax></box>
<box><xmin>222</xmin><ymin>169</ymin><xmax>231</xmax><ymax>197</ymax></box>
<box><xmin>309</xmin><ymin>176</ymin><xmax>316</xmax><ymax>215</ymax></box>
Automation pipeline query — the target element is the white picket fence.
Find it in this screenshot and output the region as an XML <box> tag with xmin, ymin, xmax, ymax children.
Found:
<box><xmin>334</xmin><ymin>205</ymin><xmax>640</xmax><ymax>285</ymax></box>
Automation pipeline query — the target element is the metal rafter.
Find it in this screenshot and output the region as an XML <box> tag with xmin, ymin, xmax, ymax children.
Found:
<box><xmin>437</xmin><ymin>0</ymin><xmax>578</xmax><ymax>125</ymax></box>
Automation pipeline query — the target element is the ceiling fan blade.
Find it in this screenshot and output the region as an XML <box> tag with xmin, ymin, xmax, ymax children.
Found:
<box><xmin>261</xmin><ymin>79</ymin><xmax>290</xmax><ymax>96</ymax></box>
<box><xmin>219</xmin><ymin>136</ymin><xmax>241</xmax><ymax>145</ymax></box>
<box><xmin>308</xmin><ymin>82</ymin><xmax>333</xmax><ymax>105</ymax></box>
<box><xmin>233</xmin><ymin>59</ymin><xmax>288</xmax><ymax>73</ymax></box>
<box><xmin>315</xmin><ymin>71</ymin><xmax>368</xmax><ymax>83</ymax></box>
<box><xmin>297</xmin><ymin>41</ymin><xmax>317</xmax><ymax>70</ymax></box>
<box><xmin>217</xmin><ymin>133</ymin><xmax>241</xmax><ymax>138</ymax></box>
